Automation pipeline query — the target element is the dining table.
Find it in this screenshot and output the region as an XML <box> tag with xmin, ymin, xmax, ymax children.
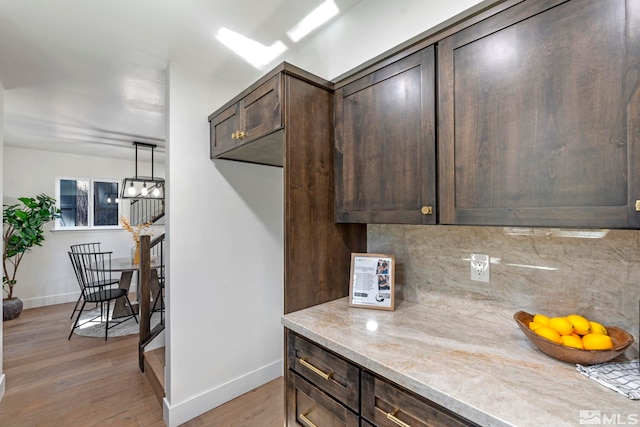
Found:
<box><xmin>93</xmin><ymin>257</ymin><xmax>162</xmax><ymax>319</ymax></box>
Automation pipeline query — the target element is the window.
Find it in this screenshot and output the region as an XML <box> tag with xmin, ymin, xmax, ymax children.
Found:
<box><xmin>56</xmin><ymin>178</ymin><xmax>120</xmax><ymax>229</ymax></box>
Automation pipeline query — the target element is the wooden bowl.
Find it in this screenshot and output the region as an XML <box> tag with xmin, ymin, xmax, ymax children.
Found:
<box><xmin>514</xmin><ymin>311</ymin><xmax>634</xmax><ymax>365</ymax></box>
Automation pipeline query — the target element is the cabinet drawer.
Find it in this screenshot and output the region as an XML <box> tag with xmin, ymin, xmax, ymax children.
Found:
<box><xmin>361</xmin><ymin>371</ymin><xmax>477</xmax><ymax>427</ymax></box>
<box><xmin>288</xmin><ymin>333</ymin><xmax>360</xmax><ymax>412</ymax></box>
<box><xmin>287</xmin><ymin>370</ymin><xmax>359</xmax><ymax>427</ymax></box>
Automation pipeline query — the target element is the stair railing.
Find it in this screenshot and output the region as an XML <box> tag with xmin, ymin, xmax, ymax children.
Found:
<box><xmin>131</xmin><ymin>198</ymin><xmax>165</xmax><ymax>226</ymax></box>
<box><xmin>138</xmin><ymin>233</ymin><xmax>165</xmax><ymax>371</ymax></box>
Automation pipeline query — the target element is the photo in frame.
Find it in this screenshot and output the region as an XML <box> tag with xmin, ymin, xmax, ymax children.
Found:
<box><xmin>349</xmin><ymin>253</ymin><xmax>395</xmax><ymax>311</ymax></box>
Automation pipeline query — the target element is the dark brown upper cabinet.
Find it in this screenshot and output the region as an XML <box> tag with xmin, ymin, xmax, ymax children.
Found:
<box><xmin>438</xmin><ymin>0</ymin><xmax>640</xmax><ymax>228</ymax></box>
<box><xmin>334</xmin><ymin>47</ymin><xmax>437</xmax><ymax>224</ymax></box>
<box><xmin>209</xmin><ymin>75</ymin><xmax>283</xmax><ymax>166</ymax></box>
<box><xmin>208</xmin><ymin>63</ymin><xmax>367</xmax><ymax>314</ymax></box>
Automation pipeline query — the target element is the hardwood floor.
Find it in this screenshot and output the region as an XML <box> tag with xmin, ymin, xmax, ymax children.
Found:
<box><xmin>0</xmin><ymin>302</ymin><xmax>284</xmax><ymax>427</ymax></box>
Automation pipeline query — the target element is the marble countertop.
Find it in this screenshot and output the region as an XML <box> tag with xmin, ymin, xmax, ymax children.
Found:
<box><xmin>282</xmin><ymin>296</ymin><xmax>639</xmax><ymax>427</ymax></box>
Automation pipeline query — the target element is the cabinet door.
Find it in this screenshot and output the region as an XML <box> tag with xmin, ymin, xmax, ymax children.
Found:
<box><xmin>361</xmin><ymin>371</ymin><xmax>477</xmax><ymax>427</ymax></box>
<box><xmin>241</xmin><ymin>75</ymin><xmax>282</xmax><ymax>144</ymax></box>
<box><xmin>287</xmin><ymin>371</ymin><xmax>360</xmax><ymax>427</ymax></box>
<box><xmin>210</xmin><ymin>103</ymin><xmax>241</xmax><ymax>158</ymax></box>
<box><xmin>335</xmin><ymin>47</ymin><xmax>437</xmax><ymax>224</ymax></box>
<box><xmin>438</xmin><ymin>0</ymin><xmax>640</xmax><ymax>227</ymax></box>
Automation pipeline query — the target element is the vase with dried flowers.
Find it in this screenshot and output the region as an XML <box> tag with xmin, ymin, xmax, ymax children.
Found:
<box><xmin>120</xmin><ymin>216</ymin><xmax>153</xmax><ymax>264</ymax></box>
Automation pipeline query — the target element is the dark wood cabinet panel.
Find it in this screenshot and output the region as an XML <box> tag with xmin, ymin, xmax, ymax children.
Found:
<box><xmin>288</xmin><ymin>332</ymin><xmax>360</xmax><ymax>412</ymax></box>
<box><xmin>438</xmin><ymin>0</ymin><xmax>640</xmax><ymax>227</ymax></box>
<box><xmin>283</xmin><ymin>74</ymin><xmax>367</xmax><ymax>314</ymax></box>
<box><xmin>361</xmin><ymin>371</ymin><xmax>477</xmax><ymax>427</ymax></box>
<box><xmin>335</xmin><ymin>47</ymin><xmax>437</xmax><ymax>224</ymax></box>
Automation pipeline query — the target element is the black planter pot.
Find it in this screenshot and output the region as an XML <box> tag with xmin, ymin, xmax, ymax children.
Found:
<box><xmin>3</xmin><ymin>297</ymin><xmax>23</xmax><ymax>321</ymax></box>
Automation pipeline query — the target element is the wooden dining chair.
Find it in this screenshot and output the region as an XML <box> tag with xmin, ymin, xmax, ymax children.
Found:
<box><xmin>68</xmin><ymin>251</ymin><xmax>138</xmax><ymax>340</ymax></box>
<box><xmin>69</xmin><ymin>242</ymin><xmax>120</xmax><ymax>319</ymax></box>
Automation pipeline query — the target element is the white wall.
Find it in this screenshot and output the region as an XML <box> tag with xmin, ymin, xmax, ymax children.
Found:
<box><xmin>3</xmin><ymin>146</ymin><xmax>163</xmax><ymax>308</ymax></box>
<box><xmin>287</xmin><ymin>0</ymin><xmax>491</xmax><ymax>80</ymax></box>
<box><xmin>164</xmin><ymin>64</ymin><xmax>283</xmax><ymax>426</ymax></box>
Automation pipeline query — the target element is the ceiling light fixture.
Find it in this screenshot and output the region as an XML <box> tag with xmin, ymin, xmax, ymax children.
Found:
<box><xmin>287</xmin><ymin>0</ymin><xmax>339</xmax><ymax>43</ymax></box>
<box><xmin>120</xmin><ymin>142</ymin><xmax>165</xmax><ymax>200</ymax></box>
<box><xmin>215</xmin><ymin>27</ymin><xmax>287</xmax><ymax>69</ymax></box>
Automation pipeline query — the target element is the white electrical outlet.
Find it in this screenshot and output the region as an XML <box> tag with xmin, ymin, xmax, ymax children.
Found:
<box><xmin>470</xmin><ymin>254</ymin><xmax>490</xmax><ymax>282</ymax></box>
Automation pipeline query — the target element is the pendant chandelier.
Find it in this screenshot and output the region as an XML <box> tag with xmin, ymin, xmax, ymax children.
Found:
<box><xmin>120</xmin><ymin>142</ymin><xmax>165</xmax><ymax>199</ymax></box>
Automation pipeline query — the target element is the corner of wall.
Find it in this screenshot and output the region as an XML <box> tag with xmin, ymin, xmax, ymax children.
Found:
<box><xmin>163</xmin><ymin>359</ymin><xmax>282</xmax><ymax>427</ymax></box>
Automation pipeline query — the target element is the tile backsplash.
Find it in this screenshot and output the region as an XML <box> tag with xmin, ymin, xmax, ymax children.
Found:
<box><xmin>368</xmin><ymin>225</ymin><xmax>640</xmax><ymax>337</ymax></box>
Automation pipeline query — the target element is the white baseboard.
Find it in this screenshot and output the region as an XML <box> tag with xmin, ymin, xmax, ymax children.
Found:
<box><xmin>21</xmin><ymin>292</ymin><xmax>79</xmax><ymax>309</ymax></box>
<box><xmin>163</xmin><ymin>358</ymin><xmax>283</xmax><ymax>427</ymax></box>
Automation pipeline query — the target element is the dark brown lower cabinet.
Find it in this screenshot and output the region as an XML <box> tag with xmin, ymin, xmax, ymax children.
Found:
<box><xmin>361</xmin><ymin>371</ymin><xmax>477</xmax><ymax>427</ymax></box>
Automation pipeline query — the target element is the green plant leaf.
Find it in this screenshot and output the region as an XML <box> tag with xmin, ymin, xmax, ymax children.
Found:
<box><xmin>3</xmin><ymin>193</ymin><xmax>60</xmax><ymax>299</ymax></box>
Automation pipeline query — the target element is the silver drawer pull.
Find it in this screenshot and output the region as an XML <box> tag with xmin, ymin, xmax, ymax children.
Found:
<box><xmin>388</xmin><ymin>409</ymin><xmax>411</xmax><ymax>427</ymax></box>
<box><xmin>299</xmin><ymin>412</ymin><xmax>318</xmax><ymax>427</ymax></box>
<box><xmin>299</xmin><ymin>358</ymin><xmax>333</xmax><ymax>380</ymax></box>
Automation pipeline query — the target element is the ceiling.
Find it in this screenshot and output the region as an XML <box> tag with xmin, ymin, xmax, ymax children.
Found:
<box><xmin>0</xmin><ymin>0</ymin><xmax>362</xmax><ymax>160</ymax></box>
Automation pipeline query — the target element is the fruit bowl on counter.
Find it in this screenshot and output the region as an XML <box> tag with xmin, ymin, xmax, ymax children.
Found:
<box><xmin>514</xmin><ymin>311</ymin><xmax>634</xmax><ymax>365</ymax></box>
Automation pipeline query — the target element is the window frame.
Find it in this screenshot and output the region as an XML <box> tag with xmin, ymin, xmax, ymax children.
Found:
<box><xmin>55</xmin><ymin>176</ymin><xmax>122</xmax><ymax>230</ymax></box>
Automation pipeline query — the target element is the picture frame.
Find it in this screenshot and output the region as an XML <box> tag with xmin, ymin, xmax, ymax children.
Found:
<box><xmin>348</xmin><ymin>253</ymin><xmax>395</xmax><ymax>311</ymax></box>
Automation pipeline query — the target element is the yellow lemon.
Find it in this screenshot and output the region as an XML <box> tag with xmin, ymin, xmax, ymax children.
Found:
<box><xmin>582</xmin><ymin>333</ymin><xmax>613</xmax><ymax>350</ymax></box>
<box><xmin>534</xmin><ymin>326</ymin><xmax>563</xmax><ymax>344</ymax></box>
<box><xmin>533</xmin><ymin>314</ymin><xmax>550</xmax><ymax>326</ymax></box>
<box><xmin>547</xmin><ymin>317</ymin><xmax>574</xmax><ymax>336</ymax></box>
<box><xmin>561</xmin><ymin>334</ymin><xmax>584</xmax><ymax>349</ymax></box>
<box><xmin>529</xmin><ymin>321</ymin><xmax>545</xmax><ymax>331</ymax></box>
<box><xmin>589</xmin><ymin>321</ymin><xmax>608</xmax><ymax>335</ymax></box>
<box><xmin>566</xmin><ymin>314</ymin><xmax>591</xmax><ymax>335</ymax></box>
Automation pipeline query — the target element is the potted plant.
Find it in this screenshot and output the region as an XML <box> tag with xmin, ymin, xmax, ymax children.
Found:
<box><xmin>3</xmin><ymin>194</ymin><xmax>60</xmax><ymax>320</ymax></box>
